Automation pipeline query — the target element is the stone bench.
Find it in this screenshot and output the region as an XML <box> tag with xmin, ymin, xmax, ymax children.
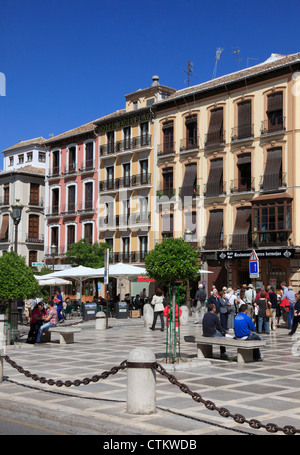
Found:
<box><xmin>184</xmin><ymin>335</ymin><xmax>266</xmax><ymax>363</ymax></box>
<box><xmin>48</xmin><ymin>326</ymin><xmax>81</xmax><ymax>344</ymax></box>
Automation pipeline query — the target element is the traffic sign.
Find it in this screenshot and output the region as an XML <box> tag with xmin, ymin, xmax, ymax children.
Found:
<box><xmin>249</xmin><ymin>250</ymin><xmax>259</xmax><ymax>278</ymax></box>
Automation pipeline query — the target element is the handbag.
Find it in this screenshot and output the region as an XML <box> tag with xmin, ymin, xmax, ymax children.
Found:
<box><xmin>265</xmin><ymin>299</ymin><xmax>273</xmax><ymax>318</ymax></box>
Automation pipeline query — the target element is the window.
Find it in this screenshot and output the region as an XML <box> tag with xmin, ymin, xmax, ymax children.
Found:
<box><xmin>9</xmin><ymin>157</ymin><xmax>13</xmax><ymax>166</ymax></box>
<box><xmin>123</xmin><ymin>163</ymin><xmax>130</xmax><ymax>187</ymax></box>
<box><xmin>262</xmin><ymin>148</ymin><xmax>282</xmax><ymax>191</ymax></box>
<box><xmin>206</xmin><ymin>108</ymin><xmax>224</xmax><ymax>145</ymax></box>
<box><xmin>162</xmin><ymin>121</ymin><xmax>174</xmax><ymax>154</ymax></box>
<box><xmin>0</xmin><ymin>214</ymin><xmax>9</xmax><ymax>241</ymax></box>
<box><xmin>29</xmin><ymin>251</ymin><xmax>38</xmax><ymax>268</ymax></box>
<box><xmin>237</xmin><ymin>100</ymin><xmax>252</xmax><ymax>139</ymax></box>
<box><xmin>162</xmin><ymin>213</ymin><xmax>173</xmax><ymax>238</ymax></box>
<box><xmin>27</xmin><ymin>152</ymin><xmax>33</xmax><ymax>162</ymax></box>
<box><xmin>18</xmin><ymin>154</ymin><xmax>24</xmax><ymax>164</ymax></box>
<box><xmin>140</xmin><ymin>122</ymin><xmax>149</xmax><ymax>146</ymax></box>
<box><xmin>124</xmin><ymin>127</ymin><xmax>131</xmax><ymax>150</ymax></box>
<box><xmin>67</xmin><ymin>225</ymin><xmax>75</xmax><ymax>249</ymax></box>
<box><xmin>161</xmin><ymin>167</ymin><xmax>174</xmax><ymax>198</ymax></box>
<box><xmin>29</xmin><ymin>183</ymin><xmax>40</xmax><ymax>205</ymax></box>
<box><xmin>185</xmin><ymin>115</ymin><xmax>198</xmax><ymax>149</ymax></box>
<box><xmin>84</xmin><ymin>223</ymin><xmax>93</xmax><ymax>245</ymax></box>
<box><xmin>52</xmin><ymin>150</ymin><xmax>60</xmax><ymax>175</ymax></box>
<box><xmin>85</xmin><ymin>182</ymin><xmax>93</xmax><ymax>210</ymax></box>
<box><xmin>266</xmin><ymin>91</ymin><xmax>283</xmax><ymax>133</ymax></box>
<box><xmin>139</xmin><ymin>236</ymin><xmax>148</xmax><ymax>260</ymax></box>
<box><xmin>107</xmin><ymin>166</ymin><xmax>114</xmax><ymax>190</ymax></box>
<box><xmin>68</xmin><ymin>147</ymin><xmax>76</xmax><ymax>172</ymax></box>
<box><xmin>122</xmin><ymin>237</ymin><xmax>130</xmax><ymax>262</ymax></box>
<box><xmin>38</xmin><ymin>152</ymin><xmax>46</xmax><ymax>163</ymax></box>
<box><xmin>140</xmin><ymin>160</ymin><xmax>148</xmax><ymax>184</ymax></box>
<box><xmin>231</xmin><ymin>207</ymin><xmax>252</xmax><ymax>250</ymax></box>
<box><xmin>28</xmin><ymin>214</ymin><xmax>39</xmax><ymax>241</ymax></box>
<box><xmin>85</xmin><ymin>143</ymin><xmax>94</xmax><ymax>169</ymax></box>
<box><xmin>237</xmin><ymin>154</ymin><xmax>252</xmax><ymax>192</ymax></box>
<box><xmin>51</xmin><ymin>226</ymin><xmax>59</xmax><ymax>248</ymax></box>
<box><xmin>107</xmin><ymin>132</ymin><xmax>114</xmax><ymax>155</ymax></box>
<box><xmin>252</xmin><ymin>197</ymin><xmax>292</xmax><ymax>245</ymax></box>
<box><xmin>51</xmin><ymin>188</ymin><xmax>59</xmax><ymax>215</ymax></box>
<box><xmin>133</xmin><ymin>101</ymin><xmax>138</xmax><ymax>110</ymax></box>
<box><xmin>3</xmin><ymin>184</ymin><xmax>9</xmax><ymax>205</ymax></box>
<box><xmin>205</xmin><ymin>159</ymin><xmax>223</xmax><ymax>197</ymax></box>
<box><xmin>204</xmin><ymin>210</ymin><xmax>223</xmax><ymax>250</ymax></box>
<box><xmin>68</xmin><ymin>185</ymin><xmax>76</xmax><ymax>212</ymax></box>
<box><xmin>180</xmin><ymin>163</ymin><xmax>197</xmax><ymax>199</ymax></box>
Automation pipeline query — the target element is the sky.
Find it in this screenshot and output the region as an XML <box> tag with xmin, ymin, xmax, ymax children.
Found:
<box><xmin>0</xmin><ymin>0</ymin><xmax>300</xmax><ymax>169</ymax></box>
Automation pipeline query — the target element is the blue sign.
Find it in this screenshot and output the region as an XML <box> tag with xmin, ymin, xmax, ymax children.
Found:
<box><xmin>250</xmin><ymin>261</ymin><xmax>258</xmax><ymax>274</ymax></box>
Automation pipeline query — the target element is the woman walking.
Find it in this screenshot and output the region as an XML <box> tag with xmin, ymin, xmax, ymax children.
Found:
<box><xmin>255</xmin><ymin>290</ymin><xmax>271</xmax><ymax>334</ymax></box>
<box><xmin>150</xmin><ymin>288</ymin><xmax>165</xmax><ymax>332</ymax></box>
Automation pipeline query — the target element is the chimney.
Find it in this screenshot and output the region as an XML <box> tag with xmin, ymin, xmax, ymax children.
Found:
<box><xmin>151</xmin><ymin>75</ymin><xmax>160</xmax><ymax>87</ymax></box>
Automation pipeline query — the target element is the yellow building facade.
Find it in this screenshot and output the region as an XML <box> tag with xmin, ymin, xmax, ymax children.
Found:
<box><xmin>154</xmin><ymin>53</ymin><xmax>300</xmax><ymax>291</ymax></box>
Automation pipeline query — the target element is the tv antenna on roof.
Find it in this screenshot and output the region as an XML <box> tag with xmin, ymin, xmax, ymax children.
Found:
<box><xmin>212</xmin><ymin>47</ymin><xmax>223</xmax><ymax>79</ymax></box>
<box><xmin>183</xmin><ymin>60</ymin><xmax>198</xmax><ymax>87</ymax></box>
<box><xmin>233</xmin><ymin>48</ymin><xmax>242</xmax><ymax>70</ymax></box>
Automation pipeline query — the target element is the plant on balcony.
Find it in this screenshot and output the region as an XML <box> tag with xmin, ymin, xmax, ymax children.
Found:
<box><xmin>65</xmin><ymin>239</ymin><xmax>112</xmax><ymax>268</ymax></box>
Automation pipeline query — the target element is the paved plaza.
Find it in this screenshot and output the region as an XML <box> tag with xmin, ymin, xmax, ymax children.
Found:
<box><xmin>1</xmin><ymin>313</ymin><xmax>300</xmax><ymax>436</ymax></box>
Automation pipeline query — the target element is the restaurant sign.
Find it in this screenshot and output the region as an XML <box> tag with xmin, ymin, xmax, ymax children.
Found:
<box><xmin>217</xmin><ymin>249</ymin><xmax>295</xmax><ymax>261</ymax></box>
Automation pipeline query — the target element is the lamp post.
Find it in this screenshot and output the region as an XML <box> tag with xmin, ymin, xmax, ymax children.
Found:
<box><xmin>11</xmin><ymin>200</ymin><xmax>23</xmax><ymax>254</ymax></box>
<box><xmin>9</xmin><ymin>200</ymin><xmax>23</xmax><ymax>336</ymax></box>
<box><xmin>51</xmin><ymin>244</ymin><xmax>57</xmax><ymax>271</ymax></box>
<box><xmin>184</xmin><ymin>228</ymin><xmax>193</xmax><ymax>310</ymax></box>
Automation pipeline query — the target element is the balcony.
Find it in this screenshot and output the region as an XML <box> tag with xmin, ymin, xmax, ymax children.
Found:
<box><xmin>205</xmin><ymin>130</ymin><xmax>226</xmax><ymax>148</ymax></box>
<box><xmin>178</xmin><ymin>184</ymin><xmax>200</xmax><ymax>199</ymax></box>
<box><xmin>201</xmin><ymin>235</ymin><xmax>227</xmax><ymax>251</ymax></box>
<box><xmin>25</xmin><ymin>234</ymin><xmax>44</xmax><ymax>244</ymax></box>
<box><xmin>100</xmin><ymin>135</ymin><xmax>152</xmax><ymax>158</ymax></box>
<box><xmin>259</xmin><ymin>172</ymin><xmax>287</xmax><ymax>192</ymax></box>
<box><xmin>63</xmin><ymin>163</ymin><xmax>77</xmax><ymax>176</ymax></box>
<box><xmin>157</xmin><ymin>141</ymin><xmax>176</xmax><ymax>157</ymax></box>
<box><xmin>61</xmin><ymin>203</ymin><xmax>77</xmax><ymax>216</ymax></box>
<box><xmin>77</xmin><ymin>200</ymin><xmax>95</xmax><ymax>214</ymax></box>
<box><xmin>0</xmin><ymin>237</ymin><xmax>10</xmax><ymax>244</ymax></box>
<box><xmin>230</xmin><ymin>178</ymin><xmax>255</xmax><ymax>194</ymax></box>
<box><xmin>203</xmin><ymin>181</ymin><xmax>226</xmax><ymax>197</ymax></box>
<box><xmin>78</xmin><ymin>160</ymin><xmax>95</xmax><ymax>173</ymax></box>
<box><xmin>28</xmin><ymin>197</ymin><xmax>44</xmax><ymax>208</ymax></box>
<box><xmin>252</xmin><ymin>231</ymin><xmax>290</xmax><ymax>247</ymax></box>
<box><xmin>99</xmin><ymin>173</ymin><xmax>151</xmax><ymax>192</ymax></box>
<box><xmin>180</xmin><ymin>137</ymin><xmax>200</xmax><ymax>153</ymax></box>
<box><xmin>0</xmin><ymin>197</ymin><xmax>10</xmax><ymax>207</ymax></box>
<box><xmin>47</xmin><ymin>167</ymin><xmax>61</xmax><ymax>179</ymax></box>
<box><xmin>261</xmin><ymin>116</ymin><xmax>286</xmax><ymax>136</ymax></box>
<box><xmin>156</xmin><ymin>188</ymin><xmax>176</xmax><ymax>199</ymax></box>
<box><xmin>111</xmin><ymin>250</ymin><xmax>147</xmax><ymax>264</ymax></box>
<box><xmin>45</xmin><ymin>206</ymin><xmax>60</xmax><ymax>217</ymax></box>
<box><xmin>231</xmin><ymin>124</ymin><xmax>254</xmax><ymax>142</ymax></box>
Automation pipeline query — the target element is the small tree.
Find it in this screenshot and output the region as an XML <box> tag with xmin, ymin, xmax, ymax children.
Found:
<box><xmin>0</xmin><ymin>251</ymin><xmax>39</xmax><ymax>300</ymax></box>
<box><xmin>65</xmin><ymin>240</ymin><xmax>111</xmax><ymax>268</ymax></box>
<box><xmin>144</xmin><ymin>237</ymin><xmax>199</xmax><ymax>288</ymax></box>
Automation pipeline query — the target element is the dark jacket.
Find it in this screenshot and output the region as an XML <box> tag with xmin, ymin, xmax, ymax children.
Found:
<box><xmin>207</xmin><ymin>294</ymin><xmax>221</xmax><ymax>314</ymax></box>
<box><xmin>195</xmin><ymin>289</ymin><xmax>206</xmax><ymax>302</ymax></box>
<box><xmin>202</xmin><ymin>311</ymin><xmax>226</xmax><ymax>337</ymax></box>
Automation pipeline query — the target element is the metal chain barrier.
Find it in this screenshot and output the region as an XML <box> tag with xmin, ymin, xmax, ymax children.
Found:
<box><xmin>1</xmin><ymin>353</ymin><xmax>300</xmax><ymax>435</ymax></box>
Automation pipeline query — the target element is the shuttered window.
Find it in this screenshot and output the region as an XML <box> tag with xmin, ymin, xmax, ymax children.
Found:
<box><xmin>206</xmin><ymin>159</ymin><xmax>223</xmax><ymax>197</ymax></box>
<box><xmin>205</xmin><ymin>210</ymin><xmax>223</xmax><ymax>250</ymax></box>
<box><xmin>29</xmin><ymin>183</ymin><xmax>39</xmax><ymax>205</ymax></box>
<box><xmin>262</xmin><ymin>148</ymin><xmax>282</xmax><ymax>191</ymax></box>
<box><xmin>84</xmin><ymin>223</ymin><xmax>93</xmax><ymax>245</ymax></box>
<box><xmin>67</xmin><ymin>225</ymin><xmax>75</xmax><ymax>249</ymax></box>
<box><xmin>180</xmin><ymin>163</ymin><xmax>197</xmax><ymax>199</ymax></box>
<box><xmin>28</xmin><ymin>214</ymin><xmax>39</xmax><ymax>240</ymax></box>
<box><xmin>238</xmin><ymin>101</ymin><xmax>252</xmax><ymax>138</ymax></box>
<box><xmin>267</xmin><ymin>92</ymin><xmax>283</xmax><ymax>132</ymax></box>
<box><xmin>206</xmin><ymin>108</ymin><xmax>223</xmax><ymax>145</ymax></box>
<box><xmin>0</xmin><ymin>214</ymin><xmax>9</xmax><ymax>240</ymax></box>
<box><xmin>231</xmin><ymin>207</ymin><xmax>252</xmax><ymax>250</ymax></box>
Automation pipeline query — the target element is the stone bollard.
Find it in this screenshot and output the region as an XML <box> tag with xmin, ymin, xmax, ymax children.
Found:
<box><xmin>95</xmin><ymin>311</ymin><xmax>106</xmax><ymax>330</ymax></box>
<box><xmin>180</xmin><ymin>305</ymin><xmax>189</xmax><ymax>325</ymax></box>
<box><xmin>127</xmin><ymin>347</ymin><xmax>156</xmax><ymax>414</ymax></box>
<box><xmin>143</xmin><ymin>303</ymin><xmax>153</xmax><ymax>327</ymax></box>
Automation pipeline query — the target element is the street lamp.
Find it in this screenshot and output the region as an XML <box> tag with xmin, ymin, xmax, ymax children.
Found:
<box><xmin>184</xmin><ymin>228</ymin><xmax>193</xmax><ymax>310</ymax></box>
<box><xmin>51</xmin><ymin>244</ymin><xmax>57</xmax><ymax>271</ymax></box>
<box><xmin>9</xmin><ymin>199</ymin><xmax>23</xmax><ymax>336</ymax></box>
<box><xmin>11</xmin><ymin>199</ymin><xmax>23</xmax><ymax>254</ymax></box>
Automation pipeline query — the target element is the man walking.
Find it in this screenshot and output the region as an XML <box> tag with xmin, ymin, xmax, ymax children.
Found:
<box><xmin>286</xmin><ymin>285</ymin><xmax>296</xmax><ymax>330</ymax></box>
<box><xmin>194</xmin><ymin>283</ymin><xmax>206</xmax><ymax>324</ymax></box>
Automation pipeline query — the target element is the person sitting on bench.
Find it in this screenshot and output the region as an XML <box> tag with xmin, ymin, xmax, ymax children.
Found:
<box><xmin>202</xmin><ymin>303</ymin><xmax>227</xmax><ymax>359</ymax></box>
<box><xmin>234</xmin><ymin>304</ymin><xmax>262</xmax><ymax>361</ymax></box>
<box><xmin>35</xmin><ymin>301</ymin><xmax>58</xmax><ymax>344</ymax></box>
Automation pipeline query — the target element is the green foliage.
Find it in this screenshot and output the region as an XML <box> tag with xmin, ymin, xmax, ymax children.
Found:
<box><xmin>0</xmin><ymin>251</ymin><xmax>39</xmax><ymax>300</ymax></box>
<box><xmin>65</xmin><ymin>240</ymin><xmax>112</xmax><ymax>268</ymax></box>
<box><xmin>36</xmin><ymin>265</ymin><xmax>53</xmax><ymax>276</ymax></box>
<box><xmin>145</xmin><ymin>237</ymin><xmax>199</xmax><ymax>286</ymax></box>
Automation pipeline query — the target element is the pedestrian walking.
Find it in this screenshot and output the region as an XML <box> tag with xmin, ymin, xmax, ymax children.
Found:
<box><xmin>194</xmin><ymin>283</ymin><xmax>206</xmax><ymax>324</ymax></box>
<box><xmin>149</xmin><ymin>288</ymin><xmax>165</xmax><ymax>332</ymax></box>
<box><xmin>268</xmin><ymin>287</ymin><xmax>278</xmax><ymax>330</ymax></box>
<box><xmin>288</xmin><ymin>293</ymin><xmax>300</xmax><ymax>335</ymax></box>
<box><xmin>244</xmin><ymin>284</ymin><xmax>256</xmax><ymax>321</ymax></box>
<box><xmin>255</xmin><ymin>291</ymin><xmax>271</xmax><ymax>334</ymax></box>
<box><xmin>286</xmin><ymin>286</ymin><xmax>296</xmax><ymax>330</ymax></box>
<box><xmin>226</xmin><ymin>288</ymin><xmax>237</xmax><ymax>330</ymax></box>
<box><xmin>219</xmin><ymin>290</ymin><xmax>228</xmax><ymax>332</ymax></box>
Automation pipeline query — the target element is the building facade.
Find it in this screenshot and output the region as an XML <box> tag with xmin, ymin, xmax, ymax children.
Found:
<box><xmin>0</xmin><ymin>138</ymin><xmax>47</xmax><ymax>265</ymax></box>
<box><xmin>154</xmin><ymin>53</ymin><xmax>300</xmax><ymax>290</ymax></box>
